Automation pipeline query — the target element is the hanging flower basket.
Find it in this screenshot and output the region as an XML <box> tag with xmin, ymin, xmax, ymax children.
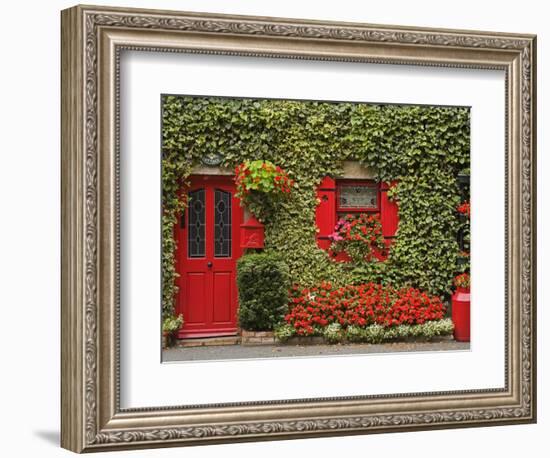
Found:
<box><xmin>234</xmin><ymin>160</ymin><xmax>294</xmax><ymax>221</ymax></box>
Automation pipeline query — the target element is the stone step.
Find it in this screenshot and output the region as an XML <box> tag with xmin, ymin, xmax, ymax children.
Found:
<box><xmin>176</xmin><ymin>336</ymin><xmax>241</xmax><ymax>347</ymax></box>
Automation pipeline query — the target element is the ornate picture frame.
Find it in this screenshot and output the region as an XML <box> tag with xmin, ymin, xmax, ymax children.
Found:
<box><xmin>61</xmin><ymin>4</ymin><xmax>536</xmax><ymax>453</ymax></box>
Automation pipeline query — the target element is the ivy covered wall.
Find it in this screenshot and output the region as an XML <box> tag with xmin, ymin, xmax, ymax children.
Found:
<box><xmin>162</xmin><ymin>95</ymin><xmax>470</xmax><ymax>316</ymax></box>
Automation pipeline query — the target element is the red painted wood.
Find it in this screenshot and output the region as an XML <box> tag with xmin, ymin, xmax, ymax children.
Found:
<box><xmin>315</xmin><ymin>176</ymin><xmax>336</xmax><ymax>249</ymax></box>
<box><xmin>175</xmin><ymin>175</ymin><xmax>243</xmax><ymax>338</ymax></box>
<box><xmin>212</xmin><ymin>271</ymin><xmax>232</xmax><ymax>323</ymax></box>
<box><xmin>315</xmin><ymin>177</ymin><xmax>400</xmax><ymax>262</ymax></box>
<box><xmin>380</xmin><ymin>181</ymin><xmax>399</xmax><ymax>238</ymax></box>
<box><xmin>333</xmin><ymin>252</ymin><xmax>351</xmax><ymax>263</ymax></box>
<box><xmin>240</xmin><ymin>215</ymin><xmax>265</xmax><ymax>248</ymax></box>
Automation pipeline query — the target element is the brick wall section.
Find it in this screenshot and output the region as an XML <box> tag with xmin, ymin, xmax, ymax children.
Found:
<box><xmin>241</xmin><ymin>330</ymin><xmax>275</xmax><ymax>345</ymax></box>
<box><xmin>176</xmin><ymin>336</ymin><xmax>240</xmax><ymax>347</ymax></box>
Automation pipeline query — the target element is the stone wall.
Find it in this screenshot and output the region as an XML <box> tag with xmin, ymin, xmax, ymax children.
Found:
<box><xmin>241</xmin><ymin>330</ymin><xmax>275</xmax><ymax>345</ymax></box>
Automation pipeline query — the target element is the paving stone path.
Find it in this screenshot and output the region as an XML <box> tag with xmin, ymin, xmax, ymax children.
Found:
<box><xmin>163</xmin><ymin>339</ymin><xmax>470</xmax><ymax>362</ymax></box>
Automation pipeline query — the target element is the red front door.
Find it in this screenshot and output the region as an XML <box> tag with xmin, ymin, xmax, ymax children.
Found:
<box><xmin>175</xmin><ymin>175</ymin><xmax>243</xmax><ymax>338</ymax></box>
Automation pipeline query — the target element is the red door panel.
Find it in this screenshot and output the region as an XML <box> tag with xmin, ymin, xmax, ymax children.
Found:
<box><xmin>175</xmin><ymin>175</ymin><xmax>243</xmax><ymax>338</ymax></box>
<box><xmin>184</xmin><ymin>272</ymin><xmax>207</xmax><ymax>325</ymax></box>
<box><xmin>212</xmin><ymin>271</ymin><xmax>232</xmax><ymax>323</ymax></box>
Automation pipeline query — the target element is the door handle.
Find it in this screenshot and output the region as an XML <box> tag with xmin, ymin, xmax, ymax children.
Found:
<box><xmin>207</xmin><ymin>261</ymin><xmax>213</xmax><ymax>268</ymax></box>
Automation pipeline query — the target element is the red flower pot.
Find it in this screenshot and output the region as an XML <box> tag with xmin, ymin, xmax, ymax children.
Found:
<box><xmin>451</xmin><ymin>286</ymin><xmax>470</xmax><ymax>342</ymax></box>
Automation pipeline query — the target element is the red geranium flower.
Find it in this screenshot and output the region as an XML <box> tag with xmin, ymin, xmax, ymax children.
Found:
<box><xmin>457</xmin><ymin>201</ymin><xmax>471</xmax><ymax>218</ymax></box>
<box><xmin>284</xmin><ymin>283</ymin><xmax>446</xmax><ymax>334</ymax></box>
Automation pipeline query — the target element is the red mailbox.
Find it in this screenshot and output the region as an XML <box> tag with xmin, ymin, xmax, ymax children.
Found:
<box><xmin>240</xmin><ymin>215</ymin><xmax>265</xmax><ymax>249</ymax></box>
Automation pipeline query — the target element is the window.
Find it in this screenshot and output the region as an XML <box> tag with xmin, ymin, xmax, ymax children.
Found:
<box><xmin>315</xmin><ymin>177</ymin><xmax>398</xmax><ymax>258</ymax></box>
<box><xmin>214</xmin><ymin>189</ymin><xmax>232</xmax><ymax>258</ymax></box>
<box><xmin>336</xmin><ymin>180</ymin><xmax>380</xmax><ymax>219</ymax></box>
<box><xmin>187</xmin><ymin>189</ymin><xmax>206</xmax><ymax>257</ymax></box>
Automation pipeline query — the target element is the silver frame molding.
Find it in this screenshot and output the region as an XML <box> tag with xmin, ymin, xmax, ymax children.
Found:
<box><xmin>61</xmin><ymin>4</ymin><xmax>537</xmax><ymax>453</ymax></box>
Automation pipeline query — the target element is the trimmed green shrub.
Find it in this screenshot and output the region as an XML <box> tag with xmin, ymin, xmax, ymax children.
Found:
<box><xmin>237</xmin><ymin>252</ymin><xmax>290</xmax><ymax>331</ymax></box>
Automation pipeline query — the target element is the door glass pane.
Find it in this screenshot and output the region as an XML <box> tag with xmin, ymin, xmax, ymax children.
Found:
<box><xmin>188</xmin><ymin>189</ymin><xmax>205</xmax><ymax>257</ymax></box>
<box><xmin>339</xmin><ymin>184</ymin><xmax>377</xmax><ymax>209</ymax></box>
<box><xmin>214</xmin><ymin>189</ymin><xmax>232</xmax><ymax>258</ymax></box>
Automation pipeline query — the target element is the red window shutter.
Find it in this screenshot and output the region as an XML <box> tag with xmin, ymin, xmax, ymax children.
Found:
<box><xmin>315</xmin><ymin>176</ymin><xmax>336</xmax><ymax>250</ymax></box>
<box><xmin>380</xmin><ymin>181</ymin><xmax>399</xmax><ymax>248</ymax></box>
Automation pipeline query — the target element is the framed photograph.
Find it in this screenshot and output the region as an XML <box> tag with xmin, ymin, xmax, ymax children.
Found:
<box><xmin>61</xmin><ymin>4</ymin><xmax>537</xmax><ymax>453</ymax></box>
